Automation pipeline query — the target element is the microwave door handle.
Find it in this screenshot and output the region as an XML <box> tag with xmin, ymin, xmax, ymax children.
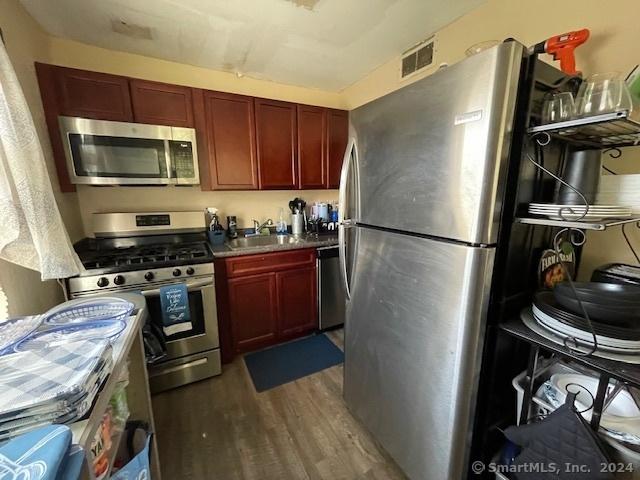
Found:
<box><xmin>141</xmin><ymin>278</ymin><xmax>213</xmax><ymax>297</ymax></box>
<box><xmin>164</xmin><ymin>140</ymin><xmax>173</xmax><ymax>181</ymax></box>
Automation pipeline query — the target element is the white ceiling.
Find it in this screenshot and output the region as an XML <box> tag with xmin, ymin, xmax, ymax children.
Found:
<box><xmin>20</xmin><ymin>0</ymin><xmax>483</xmax><ymax>91</ymax></box>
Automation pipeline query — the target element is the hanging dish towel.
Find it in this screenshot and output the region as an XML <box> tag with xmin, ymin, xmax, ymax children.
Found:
<box><xmin>159</xmin><ymin>284</ymin><xmax>192</xmax><ymax>336</ymax></box>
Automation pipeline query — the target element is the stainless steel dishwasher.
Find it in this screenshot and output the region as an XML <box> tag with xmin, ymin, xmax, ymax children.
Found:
<box><xmin>317</xmin><ymin>245</ymin><xmax>345</xmax><ymax>330</ymax></box>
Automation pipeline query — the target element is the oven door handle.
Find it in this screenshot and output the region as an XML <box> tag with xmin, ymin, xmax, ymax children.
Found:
<box><xmin>140</xmin><ymin>278</ymin><xmax>213</xmax><ymax>297</ymax></box>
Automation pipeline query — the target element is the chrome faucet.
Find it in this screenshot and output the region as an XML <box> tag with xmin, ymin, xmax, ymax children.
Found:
<box><xmin>247</xmin><ymin>218</ymin><xmax>273</xmax><ymax>237</ymax></box>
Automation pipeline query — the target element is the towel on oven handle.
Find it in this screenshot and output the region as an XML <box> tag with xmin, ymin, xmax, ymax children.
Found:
<box><xmin>159</xmin><ymin>283</ymin><xmax>192</xmax><ymax>336</ymax></box>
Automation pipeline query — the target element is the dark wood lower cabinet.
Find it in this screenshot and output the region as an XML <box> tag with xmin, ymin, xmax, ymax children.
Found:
<box><xmin>228</xmin><ymin>273</ymin><xmax>278</xmax><ymax>353</ymax></box>
<box><xmin>277</xmin><ymin>266</ymin><xmax>317</xmax><ymax>339</ymax></box>
<box><xmin>215</xmin><ymin>249</ymin><xmax>318</xmax><ymax>360</ymax></box>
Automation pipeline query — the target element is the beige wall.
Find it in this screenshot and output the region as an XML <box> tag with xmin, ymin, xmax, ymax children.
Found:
<box><xmin>0</xmin><ymin>0</ymin><xmax>83</xmax><ymax>315</ymax></box>
<box><xmin>342</xmin><ymin>0</ymin><xmax>639</xmax><ymax>109</ymax></box>
<box><xmin>341</xmin><ymin>0</ymin><xmax>640</xmax><ymax>278</ymax></box>
<box><xmin>78</xmin><ymin>187</ymin><xmax>337</xmax><ymax>233</ymax></box>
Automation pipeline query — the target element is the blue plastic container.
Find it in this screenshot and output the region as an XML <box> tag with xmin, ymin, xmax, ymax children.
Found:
<box><xmin>207</xmin><ymin>230</ymin><xmax>226</xmax><ymax>245</ymax></box>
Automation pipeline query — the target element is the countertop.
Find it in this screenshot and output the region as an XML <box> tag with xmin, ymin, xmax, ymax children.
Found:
<box><xmin>210</xmin><ymin>232</ymin><xmax>338</xmax><ymax>258</ymax></box>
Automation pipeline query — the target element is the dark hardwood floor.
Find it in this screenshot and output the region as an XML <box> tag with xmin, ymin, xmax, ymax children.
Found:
<box><xmin>152</xmin><ymin>329</ymin><xmax>406</xmax><ymax>479</ymax></box>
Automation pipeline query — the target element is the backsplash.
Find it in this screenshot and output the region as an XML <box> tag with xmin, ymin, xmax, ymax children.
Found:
<box><xmin>77</xmin><ymin>186</ymin><xmax>338</xmax><ymax>237</ymax></box>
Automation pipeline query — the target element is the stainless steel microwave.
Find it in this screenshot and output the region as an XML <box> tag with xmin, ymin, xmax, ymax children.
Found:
<box><xmin>58</xmin><ymin>116</ymin><xmax>199</xmax><ymax>186</ymax></box>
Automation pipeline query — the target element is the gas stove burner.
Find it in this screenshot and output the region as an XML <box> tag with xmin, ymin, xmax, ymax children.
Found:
<box><xmin>77</xmin><ymin>238</ymin><xmax>213</xmax><ymax>274</ymax></box>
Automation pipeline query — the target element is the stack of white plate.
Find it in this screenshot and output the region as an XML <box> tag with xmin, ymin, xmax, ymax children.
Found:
<box><xmin>528</xmin><ymin>203</ymin><xmax>633</xmax><ymax>221</ymax></box>
<box><xmin>533</xmin><ymin>304</ymin><xmax>640</xmax><ymax>354</ymax></box>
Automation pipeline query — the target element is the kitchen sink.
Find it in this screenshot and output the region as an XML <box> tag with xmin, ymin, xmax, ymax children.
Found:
<box><xmin>227</xmin><ymin>235</ymin><xmax>306</xmax><ymax>250</ymax></box>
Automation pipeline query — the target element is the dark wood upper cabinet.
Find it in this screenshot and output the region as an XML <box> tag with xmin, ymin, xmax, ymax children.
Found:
<box><xmin>277</xmin><ymin>266</ymin><xmax>317</xmax><ymax>339</ymax></box>
<box><xmin>35</xmin><ymin>63</ymin><xmax>75</xmax><ymax>192</ymax></box>
<box><xmin>255</xmin><ymin>98</ymin><xmax>297</xmax><ymax>189</ymax></box>
<box><xmin>326</xmin><ymin>109</ymin><xmax>349</xmax><ymax>189</ymax></box>
<box><xmin>297</xmin><ymin>105</ymin><xmax>326</xmax><ymax>189</ymax></box>
<box><xmin>54</xmin><ymin>66</ymin><xmax>133</xmax><ymax>121</ymax></box>
<box><xmin>130</xmin><ymin>79</ymin><xmax>194</xmax><ymax>127</ymax></box>
<box><xmin>203</xmin><ymin>91</ymin><xmax>258</xmax><ymax>190</ymax></box>
<box><xmin>191</xmin><ymin>88</ymin><xmax>211</xmax><ymax>191</ymax></box>
<box><xmin>34</xmin><ymin>61</ymin><xmax>348</xmax><ymax>192</ymax></box>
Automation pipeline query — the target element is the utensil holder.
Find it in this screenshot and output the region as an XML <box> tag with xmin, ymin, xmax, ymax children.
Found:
<box><xmin>556</xmin><ymin>149</ymin><xmax>602</xmax><ymax>205</ymax></box>
<box><xmin>291</xmin><ymin>213</ymin><xmax>304</xmax><ymax>235</ymax></box>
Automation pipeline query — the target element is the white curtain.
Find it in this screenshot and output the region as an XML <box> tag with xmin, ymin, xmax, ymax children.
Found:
<box><xmin>0</xmin><ymin>42</ymin><xmax>82</xmax><ymax>280</ymax></box>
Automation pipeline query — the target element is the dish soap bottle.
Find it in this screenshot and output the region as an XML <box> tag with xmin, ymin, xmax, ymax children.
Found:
<box><xmin>276</xmin><ymin>208</ymin><xmax>288</xmax><ymax>235</ymax></box>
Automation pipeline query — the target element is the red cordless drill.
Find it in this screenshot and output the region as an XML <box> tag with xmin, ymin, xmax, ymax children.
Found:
<box><xmin>531</xmin><ymin>29</ymin><xmax>590</xmax><ymax>75</ymax></box>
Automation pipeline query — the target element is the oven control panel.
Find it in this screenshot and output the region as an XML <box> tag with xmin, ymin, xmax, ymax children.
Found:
<box><xmin>69</xmin><ymin>262</ymin><xmax>215</xmax><ymax>296</ymax></box>
<box><xmin>136</xmin><ymin>214</ymin><xmax>171</xmax><ymax>227</ymax></box>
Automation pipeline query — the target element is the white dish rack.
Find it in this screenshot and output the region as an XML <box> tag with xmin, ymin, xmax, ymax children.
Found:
<box><xmin>508</xmin><ymin>358</ymin><xmax>640</xmax><ymax>479</ymax></box>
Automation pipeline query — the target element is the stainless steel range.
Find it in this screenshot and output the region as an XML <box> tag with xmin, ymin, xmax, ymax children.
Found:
<box><xmin>68</xmin><ymin>211</ymin><xmax>221</xmax><ymax>393</ymax></box>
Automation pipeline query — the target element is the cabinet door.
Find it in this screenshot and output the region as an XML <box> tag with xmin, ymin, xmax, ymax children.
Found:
<box><xmin>130</xmin><ymin>79</ymin><xmax>194</xmax><ymax>127</ymax></box>
<box><xmin>255</xmin><ymin>98</ymin><xmax>297</xmax><ymax>189</ymax></box>
<box><xmin>55</xmin><ymin>66</ymin><xmax>133</xmax><ymax>121</ymax></box>
<box><xmin>35</xmin><ymin>63</ymin><xmax>75</xmax><ymax>192</ymax></box>
<box><xmin>297</xmin><ymin>105</ymin><xmax>326</xmax><ymax>189</ymax></box>
<box><xmin>326</xmin><ymin>109</ymin><xmax>349</xmax><ymax>189</ymax></box>
<box><xmin>228</xmin><ymin>273</ymin><xmax>278</xmax><ymax>353</ymax></box>
<box><xmin>276</xmin><ymin>266</ymin><xmax>317</xmax><ymax>339</ymax></box>
<box><xmin>203</xmin><ymin>91</ymin><xmax>258</xmax><ymax>190</ymax></box>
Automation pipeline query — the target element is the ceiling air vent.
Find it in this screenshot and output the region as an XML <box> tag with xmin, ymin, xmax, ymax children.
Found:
<box><xmin>401</xmin><ymin>38</ymin><xmax>435</xmax><ymax>79</ymax></box>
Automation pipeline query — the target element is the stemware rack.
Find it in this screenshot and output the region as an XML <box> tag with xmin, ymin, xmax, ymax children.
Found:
<box><xmin>527</xmin><ymin>110</ymin><xmax>640</xmax><ymax>149</ymax></box>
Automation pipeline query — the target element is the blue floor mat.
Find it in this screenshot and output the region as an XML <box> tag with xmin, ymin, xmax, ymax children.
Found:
<box><xmin>244</xmin><ymin>334</ymin><xmax>344</xmax><ymax>392</ymax></box>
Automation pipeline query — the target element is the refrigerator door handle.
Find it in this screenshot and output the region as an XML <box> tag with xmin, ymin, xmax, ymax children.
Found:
<box><xmin>338</xmin><ymin>137</ymin><xmax>356</xmax><ymax>226</ymax></box>
<box><xmin>338</xmin><ymin>223</ymin><xmax>351</xmax><ymax>300</ymax></box>
<box><xmin>338</xmin><ymin>138</ymin><xmax>357</xmax><ymax>300</ymax></box>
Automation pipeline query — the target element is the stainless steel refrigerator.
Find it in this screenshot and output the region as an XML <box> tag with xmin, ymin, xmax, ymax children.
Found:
<box><xmin>338</xmin><ymin>42</ymin><xmax>525</xmax><ymax>480</ymax></box>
